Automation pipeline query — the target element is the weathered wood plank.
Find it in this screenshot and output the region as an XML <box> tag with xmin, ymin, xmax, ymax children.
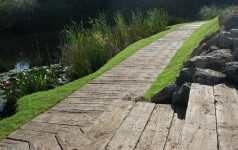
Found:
<box><xmin>181</xmin><ymin>83</ymin><xmax>217</xmax><ymax>150</ymax></box>
<box><xmin>63</xmin><ymin>97</ymin><xmax>114</xmax><ymax>105</ymax></box>
<box><xmin>106</xmin><ymin>102</ymin><xmax>155</xmax><ymax>150</ymax></box>
<box><xmin>69</xmin><ymin>91</ymin><xmax>122</xmax><ymax>98</ymax></box>
<box><xmin>55</xmin><ymin>101</ymin><xmax>134</xmax><ymax>150</ymax></box>
<box><xmin>51</xmin><ymin>102</ymin><xmax>109</xmax><ymax>113</ymax></box>
<box><xmin>164</xmin><ymin>107</ymin><xmax>186</xmax><ymax>150</ymax></box>
<box><xmin>90</xmin><ymin>79</ymin><xmax>152</xmax><ymax>85</ymax></box>
<box><xmin>68</xmin><ymin>92</ymin><xmax>123</xmax><ymax>99</ymax></box>
<box><xmin>0</xmin><ymin>139</ymin><xmax>30</xmax><ymax>150</ymax></box>
<box><xmin>214</xmin><ymin>84</ymin><xmax>238</xmax><ymax>150</ymax></box>
<box><xmin>66</xmin><ymin>96</ymin><xmax>119</xmax><ymax>101</ymax></box>
<box><xmin>135</xmin><ymin>104</ymin><xmax>174</xmax><ymax>150</ymax></box>
<box><xmin>32</xmin><ymin>111</ymin><xmax>100</xmax><ymax>126</ymax></box>
<box><xmin>21</xmin><ymin>121</ymin><xmax>83</xmax><ymax>134</ymax></box>
<box><xmin>8</xmin><ymin>129</ymin><xmax>62</xmax><ymax>150</ymax></box>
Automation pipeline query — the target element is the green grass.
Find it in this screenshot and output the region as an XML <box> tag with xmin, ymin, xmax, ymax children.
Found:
<box><xmin>0</xmin><ymin>24</ymin><xmax>181</xmax><ymax>140</ymax></box>
<box><xmin>144</xmin><ymin>18</ymin><xmax>219</xmax><ymax>99</ymax></box>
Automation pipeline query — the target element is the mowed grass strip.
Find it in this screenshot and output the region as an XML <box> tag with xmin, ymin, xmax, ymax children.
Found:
<box><xmin>0</xmin><ymin>24</ymin><xmax>181</xmax><ymax>140</ymax></box>
<box><xmin>144</xmin><ymin>18</ymin><xmax>219</xmax><ymax>99</ymax></box>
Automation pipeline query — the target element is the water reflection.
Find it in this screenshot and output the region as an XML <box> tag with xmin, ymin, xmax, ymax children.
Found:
<box><xmin>15</xmin><ymin>61</ymin><xmax>30</xmax><ymax>72</ymax></box>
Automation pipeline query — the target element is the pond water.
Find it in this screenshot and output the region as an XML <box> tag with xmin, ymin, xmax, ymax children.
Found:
<box><xmin>0</xmin><ymin>32</ymin><xmax>61</xmax><ymax>73</ymax></box>
<box><xmin>15</xmin><ymin>61</ymin><xmax>30</xmax><ymax>72</ymax></box>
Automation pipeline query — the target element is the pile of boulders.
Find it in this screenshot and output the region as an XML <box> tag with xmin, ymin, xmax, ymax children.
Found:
<box><xmin>152</xmin><ymin>14</ymin><xmax>238</xmax><ymax>106</ymax></box>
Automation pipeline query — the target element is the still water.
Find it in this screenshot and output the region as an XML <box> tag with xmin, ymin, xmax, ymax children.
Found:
<box><xmin>0</xmin><ymin>32</ymin><xmax>60</xmax><ymax>72</ymax></box>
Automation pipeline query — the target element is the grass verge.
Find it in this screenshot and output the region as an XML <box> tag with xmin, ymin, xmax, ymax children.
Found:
<box><xmin>144</xmin><ymin>17</ymin><xmax>219</xmax><ymax>99</ymax></box>
<box><xmin>0</xmin><ymin>24</ymin><xmax>181</xmax><ymax>140</ymax></box>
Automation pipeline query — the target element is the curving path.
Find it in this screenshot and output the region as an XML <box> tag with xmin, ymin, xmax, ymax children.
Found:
<box><xmin>0</xmin><ymin>22</ymin><xmax>204</xmax><ymax>150</ymax></box>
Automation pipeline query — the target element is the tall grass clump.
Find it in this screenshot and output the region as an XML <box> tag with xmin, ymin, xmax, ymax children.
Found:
<box><xmin>128</xmin><ymin>9</ymin><xmax>168</xmax><ymax>41</ymax></box>
<box><xmin>128</xmin><ymin>11</ymin><xmax>148</xmax><ymax>40</ymax></box>
<box><xmin>61</xmin><ymin>23</ymin><xmax>111</xmax><ymax>78</ymax></box>
<box><xmin>199</xmin><ymin>6</ymin><xmax>222</xmax><ymax>19</ymax></box>
<box><xmin>145</xmin><ymin>9</ymin><xmax>168</xmax><ymax>34</ymax></box>
<box><xmin>61</xmin><ymin>8</ymin><xmax>168</xmax><ymax>78</ymax></box>
<box><xmin>199</xmin><ymin>5</ymin><xmax>238</xmax><ymax>20</ymax></box>
<box><xmin>112</xmin><ymin>13</ymin><xmax>130</xmax><ymax>51</ymax></box>
<box><xmin>219</xmin><ymin>6</ymin><xmax>238</xmax><ymax>27</ymax></box>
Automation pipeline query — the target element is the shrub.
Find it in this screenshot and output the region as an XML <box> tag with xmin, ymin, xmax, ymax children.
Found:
<box><xmin>16</xmin><ymin>67</ymin><xmax>57</xmax><ymax>96</ymax></box>
<box><xmin>0</xmin><ymin>60</ymin><xmax>7</xmax><ymax>73</ymax></box>
<box><xmin>128</xmin><ymin>11</ymin><xmax>149</xmax><ymax>40</ymax></box>
<box><xmin>0</xmin><ymin>64</ymin><xmax>70</xmax><ymax>116</ymax></box>
<box><xmin>61</xmin><ymin>16</ymin><xmax>112</xmax><ymax>77</ymax></box>
<box><xmin>0</xmin><ymin>78</ymin><xmax>17</xmax><ymax>117</ymax></box>
<box><xmin>127</xmin><ymin>9</ymin><xmax>168</xmax><ymax>41</ymax></box>
<box><xmin>219</xmin><ymin>6</ymin><xmax>238</xmax><ymax>27</ymax></box>
<box><xmin>90</xmin><ymin>14</ymin><xmax>112</xmax><ymax>37</ymax></box>
<box><xmin>199</xmin><ymin>6</ymin><xmax>222</xmax><ymax>19</ymax></box>
<box><xmin>199</xmin><ymin>5</ymin><xmax>238</xmax><ymax>20</ymax></box>
<box><xmin>111</xmin><ymin>13</ymin><xmax>130</xmax><ymax>50</ymax></box>
<box><xmin>145</xmin><ymin>8</ymin><xmax>168</xmax><ymax>33</ymax></box>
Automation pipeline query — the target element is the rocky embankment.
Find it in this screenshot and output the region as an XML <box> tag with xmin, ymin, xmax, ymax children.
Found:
<box><xmin>153</xmin><ymin>14</ymin><xmax>238</xmax><ymax>106</ymax></box>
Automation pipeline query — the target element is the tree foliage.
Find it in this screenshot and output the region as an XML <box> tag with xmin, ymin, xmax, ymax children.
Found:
<box><xmin>0</xmin><ymin>0</ymin><xmax>237</xmax><ymax>33</ymax></box>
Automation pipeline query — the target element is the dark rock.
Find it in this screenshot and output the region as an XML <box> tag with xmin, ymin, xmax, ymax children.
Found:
<box><xmin>193</xmin><ymin>68</ymin><xmax>226</xmax><ymax>85</ymax></box>
<box><xmin>210</xmin><ymin>45</ymin><xmax>219</xmax><ymax>51</ymax></box>
<box><xmin>233</xmin><ymin>38</ymin><xmax>238</xmax><ymax>50</ymax></box>
<box><xmin>176</xmin><ymin>68</ymin><xmax>194</xmax><ymax>86</ymax></box>
<box><xmin>232</xmin><ymin>37</ymin><xmax>238</xmax><ymax>61</ymax></box>
<box><xmin>200</xmin><ymin>50</ymin><xmax>211</xmax><ymax>56</ymax></box>
<box><xmin>190</xmin><ymin>34</ymin><xmax>219</xmax><ymax>56</ymax></box>
<box><xmin>233</xmin><ymin>48</ymin><xmax>238</xmax><ymax>61</ymax></box>
<box><xmin>206</xmin><ymin>34</ymin><xmax>219</xmax><ymax>47</ymax></box>
<box><xmin>185</xmin><ymin>49</ymin><xmax>233</xmax><ymax>72</ymax></box>
<box><xmin>230</xmin><ymin>29</ymin><xmax>238</xmax><ymax>38</ymax></box>
<box><xmin>207</xmin><ymin>49</ymin><xmax>233</xmax><ymax>61</ymax></box>
<box><xmin>172</xmin><ymin>83</ymin><xmax>191</xmax><ymax>106</ymax></box>
<box><xmin>192</xmin><ymin>43</ymin><xmax>209</xmax><ymax>56</ymax></box>
<box><xmin>151</xmin><ymin>83</ymin><xmax>178</xmax><ymax>104</ymax></box>
<box><xmin>218</xmin><ymin>31</ymin><xmax>233</xmax><ymax>49</ymax></box>
<box><xmin>222</xmin><ymin>15</ymin><xmax>238</xmax><ymax>30</ymax></box>
<box><xmin>225</xmin><ymin>62</ymin><xmax>238</xmax><ymax>84</ymax></box>
<box><xmin>0</xmin><ymin>96</ymin><xmax>6</xmax><ymax>115</ymax></box>
<box><xmin>199</xmin><ymin>45</ymin><xmax>219</xmax><ymax>56</ymax></box>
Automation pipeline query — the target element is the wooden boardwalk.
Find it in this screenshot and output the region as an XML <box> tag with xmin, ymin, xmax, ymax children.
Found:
<box><xmin>0</xmin><ymin>23</ymin><xmax>205</xmax><ymax>150</ymax></box>
<box><xmin>181</xmin><ymin>83</ymin><xmax>238</xmax><ymax>150</ymax></box>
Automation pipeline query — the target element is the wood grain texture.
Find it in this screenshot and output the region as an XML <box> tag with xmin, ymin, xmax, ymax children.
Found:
<box><xmin>214</xmin><ymin>84</ymin><xmax>238</xmax><ymax>150</ymax></box>
<box><xmin>0</xmin><ymin>139</ymin><xmax>30</xmax><ymax>150</ymax></box>
<box><xmin>106</xmin><ymin>102</ymin><xmax>155</xmax><ymax>150</ymax></box>
<box><xmin>8</xmin><ymin>129</ymin><xmax>62</xmax><ymax>150</ymax></box>
<box><xmin>181</xmin><ymin>83</ymin><xmax>217</xmax><ymax>150</ymax></box>
<box><xmin>164</xmin><ymin>107</ymin><xmax>186</xmax><ymax>150</ymax></box>
<box><xmin>135</xmin><ymin>104</ymin><xmax>174</xmax><ymax>150</ymax></box>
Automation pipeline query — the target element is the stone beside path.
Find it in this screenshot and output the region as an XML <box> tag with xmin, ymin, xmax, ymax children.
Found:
<box><xmin>0</xmin><ymin>22</ymin><xmax>204</xmax><ymax>150</ymax></box>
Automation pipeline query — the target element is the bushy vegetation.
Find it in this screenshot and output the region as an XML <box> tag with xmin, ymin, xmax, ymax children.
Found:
<box><xmin>0</xmin><ymin>64</ymin><xmax>70</xmax><ymax>117</ymax></box>
<box><xmin>61</xmin><ymin>9</ymin><xmax>168</xmax><ymax>78</ymax></box>
<box><xmin>219</xmin><ymin>6</ymin><xmax>238</xmax><ymax>27</ymax></box>
<box><xmin>0</xmin><ymin>78</ymin><xmax>17</xmax><ymax>117</ymax></box>
<box><xmin>199</xmin><ymin>6</ymin><xmax>222</xmax><ymax>19</ymax></box>
<box><xmin>0</xmin><ymin>0</ymin><xmax>236</xmax><ymax>32</ymax></box>
<box><xmin>0</xmin><ymin>60</ymin><xmax>7</xmax><ymax>73</ymax></box>
<box><xmin>199</xmin><ymin>5</ymin><xmax>238</xmax><ymax>19</ymax></box>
